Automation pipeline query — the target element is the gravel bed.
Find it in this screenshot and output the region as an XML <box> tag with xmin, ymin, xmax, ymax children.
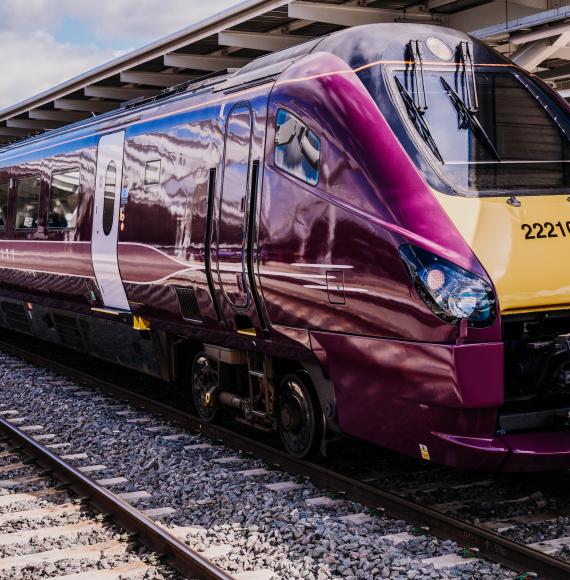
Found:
<box><xmin>346</xmin><ymin>463</ymin><xmax>474</xmax><ymax>491</ymax></box>
<box><xmin>0</xmin><ymin>475</ymin><xmax>59</xmax><ymax>495</ymax></box>
<box><xmin>374</xmin><ymin>473</ymin><xmax>485</xmax><ymax>494</ymax></box>
<box><xmin>447</xmin><ymin>491</ymin><xmax>561</xmax><ymax>524</ymax></box>
<box><xmin>0</xmin><ymin>353</ymin><xmax>515</xmax><ymax>579</ymax></box>
<box><xmin>0</xmin><ymin>527</ymin><xmax>117</xmax><ymax>558</ymax></box>
<box><xmin>406</xmin><ymin>482</ymin><xmax>520</xmax><ymax>507</ymax></box>
<box><xmin>0</xmin><ymin>506</ymin><xmax>94</xmax><ymax>534</ymax></box>
<box><xmin>501</xmin><ymin>516</ymin><xmax>570</xmax><ymax>544</ymax></box>
<box><xmin>0</xmin><ymin>548</ymin><xmax>174</xmax><ymax>580</ymax></box>
<box><xmin>0</xmin><ymin>492</ymin><xmax>73</xmax><ymax>515</ymax></box>
<box><xmin>0</xmin><ymin>466</ymin><xmax>37</xmax><ymax>479</ymax></box>
<box><xmin>0</xmin><ymin>433</ymin><xmax>181</xmax><ymax>578</ymax></box>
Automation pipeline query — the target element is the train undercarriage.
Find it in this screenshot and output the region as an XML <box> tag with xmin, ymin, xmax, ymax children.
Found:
<box><xmin>500</xmin><ymin>311</ymin><xmax>570</xmax><ymax>435</ymax></box>
<box><xmin>0</xmin><ymin>297</ymin><xmax>333</xmax><ymax>459</ymax></box>
<box><xmin>4</xmin><ymin>295</ymin><xmax>570</xmax><ymax>466</ymax></box>
<box><xmin>190</xmin><ymin>345</ymin><xmax>327</xmax><ymax>458</ymax></box>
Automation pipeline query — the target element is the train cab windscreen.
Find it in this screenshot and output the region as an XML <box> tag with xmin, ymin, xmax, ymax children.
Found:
<box><xmin>389</xmin><ymin>68</ymin><xmax>570</xmax><ymax>194</ymax></box>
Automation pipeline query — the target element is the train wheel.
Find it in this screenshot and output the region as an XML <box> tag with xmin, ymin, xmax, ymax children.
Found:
<box><xmin>191</xmin><ymin>352</ymin><xmax>219</xmax><ymax>423</ymax></box>
<box><xmin>278</xmin><ymin>372</ymin><xmax>323</xmax><ymax>459</ymax></box>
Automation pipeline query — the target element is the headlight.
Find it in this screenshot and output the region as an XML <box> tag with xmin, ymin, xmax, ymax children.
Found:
<box><xmin>400</xmin><ymin>245</ymin><xmax>496</xmax><ymax>326</ymax></box>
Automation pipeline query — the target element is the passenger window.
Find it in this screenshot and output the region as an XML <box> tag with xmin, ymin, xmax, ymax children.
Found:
<box><xmin>48</xmin><ymin>169</ymin><xmax>80</xmax><ymax>229</ymax></box>
<box><xmin>0</xmin><ymin>183</ymin><xmax>8</xmax><ymax>230</ymax></box>
<box><xmin>274</xmin><ymin>109</ymin><xmax>320</xmax><ymax>185</ymax></box>
<box><xmin>144</xmin><ymin>160</ymin><xmax>161</xmax><ymax>185</ymax></box>
<box><xmin>102</xmin><ymin>161</ymin><xmax>116</xmax><ymax>236</ymax></box>
<box><xmin>15</xmin><ymin>176</ymin><xmax>41</xmax><ymax>230</ymax></box>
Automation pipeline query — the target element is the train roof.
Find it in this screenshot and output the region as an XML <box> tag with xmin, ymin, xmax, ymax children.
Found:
<box><xmin>0</xmin><ymin>21</ymin><xmax>516</xmax><ymax>162</ymax></box>
<box><xmin>2</xmin><ymin>0</ymin><xmax>570</xmax><ymax>149</ymax></box>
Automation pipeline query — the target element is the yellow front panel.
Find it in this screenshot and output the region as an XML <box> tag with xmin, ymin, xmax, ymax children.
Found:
<box><xmin>434</xmin><ymin>192</ymin><xmax>570</xmax><ymax>314</ymax></box>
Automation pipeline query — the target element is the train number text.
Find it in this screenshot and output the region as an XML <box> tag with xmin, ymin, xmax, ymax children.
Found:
<box><xmin>521</xmin><ymin>222</ymin><xmax>570</xmax><ymax>240</ymax></box>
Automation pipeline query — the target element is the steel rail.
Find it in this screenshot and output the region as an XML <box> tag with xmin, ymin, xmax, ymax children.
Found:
<box><xmin>0</xmin><ymin>416</ymin><xmax>232</xmax><ymax>580</ymax></box>
<box><xmin>2</xmin><ymin>338</ymin><xmax>570</xmax><ymax>579</ymax></box>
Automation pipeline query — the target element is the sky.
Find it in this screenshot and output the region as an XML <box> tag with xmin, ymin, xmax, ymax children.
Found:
<box><xmin>0</xmin><ymin>0</ymin><xmax>239</xmax><ymax>110</ymax></box>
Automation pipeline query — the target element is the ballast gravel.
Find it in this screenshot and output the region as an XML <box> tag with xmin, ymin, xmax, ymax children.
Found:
<box><xmin>0</xmin><ymin>550</ymin><xmax>164</xmax><ymax>580</ymax></box>
<box><xmin>0</xmin><ymin>507</ymin><xmax>93</xmax><ymax>534</ymax></box>
<box><xmin>0</xmin><ymin>353</ymin><xmax>515</xmax><ymax>579</ymax></box>
<box><xmin>0</xmin><ymin>445</ymin><xmax>180</xmax><ymax>579</ymax></box>
<box><xmin>502</xmin><ymin>516</ymin><xmax>570</xmax><ymax>545</ymax></box>
<box><xmin>0</xmin><ymin>527</ymin><xmax>115</xmax><ymax>558</ymax></box>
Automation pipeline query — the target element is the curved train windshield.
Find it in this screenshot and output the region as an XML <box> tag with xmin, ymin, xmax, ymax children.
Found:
<box><xmin>391</xmin><ymin>68</ymin><xmax>570</xmax><ymax>194</ymax></box>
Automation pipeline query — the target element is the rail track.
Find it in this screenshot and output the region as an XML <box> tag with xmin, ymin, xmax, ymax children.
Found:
<box><xmin>0</xmin><ymin>417</ymin><xmax>232</xmax><ymax>579</ymax></box>
<box><xmin>1</xmin><ymin>329</ymin><xmax>570</xmax><ymax>578</ymax></box>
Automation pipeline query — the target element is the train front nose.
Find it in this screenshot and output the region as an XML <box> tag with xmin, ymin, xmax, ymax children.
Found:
<box><xmin>433</xmin><ymin>191</ymin><xmax>570</xmax><ymax>470</ymax></box>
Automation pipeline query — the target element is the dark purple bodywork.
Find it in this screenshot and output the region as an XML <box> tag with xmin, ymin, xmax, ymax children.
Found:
<box><xmin>0</xmin><ymin>23</ymin><xmax>568</xmax><ymax>470</ymax></box>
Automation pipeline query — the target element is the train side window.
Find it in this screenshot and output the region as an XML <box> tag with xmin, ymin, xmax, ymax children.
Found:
<box><xmin>274</xmin><ymin>109</ymin><xmax>320</xmax><ymax>186</ymax></box>
<box><xmin>102</xmin><ymin>161</ymin><xmax>116</xmax><ymax>236</ymax></box>
<box><xmin>15</xmin><ymin>176</ymin><xmax>41</xmax><ymax>230</ymax></box>
<box><xmin>48</xmin><ymin>169</ymin><xmax>80</xmax><ymax>230</ymax></box>
<box><xmin>0</xmin><ymin>183</ymin><xmax>8</xmax><ymax>230</ymax></box>
<box><xmin>144</xmin><ymin>160</ymin><xmax>161</xmax><ymax>185</ymax></box>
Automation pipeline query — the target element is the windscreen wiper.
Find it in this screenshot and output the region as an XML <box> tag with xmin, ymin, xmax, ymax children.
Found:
<box><xmin>407</xmin><ymin>40</ymin><xmax>428</xmax><ymax>113</ymax></box>
<box><xmin>457</xmin><ymin>41</ymin><xmax>478</xmax><ymax>113</ymax></box>
<box><xmin>395</xmin><ymin>77</ymin><xmax>444</xmax><ymax>164</ymax></box>
<box><xmin>440</xmin><ymin>77</ymin><xmax>500</xmax><ymax>162</ymax></box>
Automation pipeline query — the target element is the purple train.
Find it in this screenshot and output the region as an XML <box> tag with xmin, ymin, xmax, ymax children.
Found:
<box><xmin>1</xmin><ymin>23</ymin><xmax>570</xmax><ymax>470</ymax></box>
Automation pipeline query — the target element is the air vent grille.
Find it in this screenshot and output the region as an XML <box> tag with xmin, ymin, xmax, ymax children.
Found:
<box><xmin>175</xmin><ymin>286</ymin><xmax>202</xmax><ymax>320</ymax></box>
<box><xmin>2</xmin><ymin>302</ymin><xmax>31</xmax><ymax>334</ymax></box>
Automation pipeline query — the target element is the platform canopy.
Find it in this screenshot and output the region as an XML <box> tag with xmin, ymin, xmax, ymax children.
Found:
<box><xmin>1</xmin><ymin>0</ymin><xmax>570</xmax><ymax>144</ymax></box>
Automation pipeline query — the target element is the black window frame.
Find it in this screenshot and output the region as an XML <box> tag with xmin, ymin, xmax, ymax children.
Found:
<box><xmin>47</xmin><ymin>167</ymin><xmax>81</xmax><ymax>231</ymax></box>
<box><xmin>274</xmin><ymin>108</ymin><xmax>321</xmax><ymax>187</ymax></box>
<box><xmin>0</xmin><ymin>181</ymin><xmax>9</xmax><ymax>231</ymax></box>
<box><xmin>15</xmin><ymin>175</ymin><xmax>42</xmax><ymax>231</ymax></box>
<box><xmin>102</xmin><ymin>161</ymin><xmax>117</xmax><ymax>236</ymax></box>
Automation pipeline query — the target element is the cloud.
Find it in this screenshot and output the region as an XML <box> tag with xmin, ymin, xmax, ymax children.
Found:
<box><xmin>66</xmin><ymin>1</ymin><xmax>236</xmax><ymax>44</ymax></box>
<box><xmin>0</xmin><ymin>31</ymin><xmax>121</xmax><ymax>109</ymax></box>
<box><xmin>0</xmin><ymin>1</ymin><xmax>236</xmax><ymax>41</ymax></box>
<box><xmin>0</xmin><ymin>0</ymin><xmax>62</xmax><ymax>33</ymax></box>
<box><xmin>0</xmin><ymin>0</ymin><xmax>237</xmax><ymax>111</ymax></box>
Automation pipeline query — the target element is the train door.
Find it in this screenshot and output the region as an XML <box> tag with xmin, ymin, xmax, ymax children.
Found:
<box><xmin>215</xmin><ymin>105</ymin><xmax>253</xmax><ymax>310</ymax></box>
<box><xmin>91</xmin><ymin>131</ymin><xmax>130</xmax><ymax>311</ymax></box>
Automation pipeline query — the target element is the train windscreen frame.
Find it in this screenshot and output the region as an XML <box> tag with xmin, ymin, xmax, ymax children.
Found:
<box><xmin>387</xmin><ymin>67</ymin><xmax>570</xmax><ymax>196</ymax></box>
